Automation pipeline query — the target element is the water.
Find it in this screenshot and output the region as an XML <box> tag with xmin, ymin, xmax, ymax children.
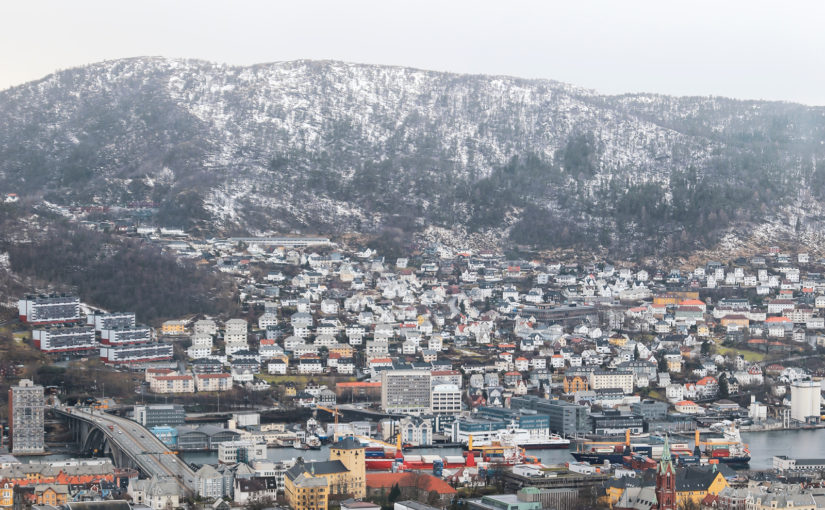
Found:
<box><xmin>37</xmin><ymin>429</ymin><xmax>825</xmax><ymax>472</ymax></box>
<box><xmin>740</xmin><ymin>429</ymin><xmax>825</xmax><ymax>470</ymax></box>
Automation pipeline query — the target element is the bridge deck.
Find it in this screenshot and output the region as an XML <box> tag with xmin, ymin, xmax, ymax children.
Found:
<box><xmin>55</xmin><ymin>406</ymin><xmax>195</xmax><ymax>493</ymax></box>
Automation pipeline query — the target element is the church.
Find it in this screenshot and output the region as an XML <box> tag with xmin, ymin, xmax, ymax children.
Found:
<box><xmin>608</xmin><ymin>436</ymin><xmax>730</xmax><ymax>510</ymax></box>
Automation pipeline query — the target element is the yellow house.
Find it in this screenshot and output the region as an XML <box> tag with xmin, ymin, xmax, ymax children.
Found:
<box><xmin>608</xmin><ymin>334</ymin><xmax>629</xmax><ymax>347</ymax></box>
<box><xmin>0</xmin><ymin>483</ymin><xmax>13</xmax><ymax>507</ymax></box>
<box><xmin>284</xmin><ymin>382</ymin><xmax>297</xmax><ymax>397</ymax></box>
<box><xmin>35</xmin><ymin>485</ymin><xmax>69</xmax><ymax>506</ymax></box>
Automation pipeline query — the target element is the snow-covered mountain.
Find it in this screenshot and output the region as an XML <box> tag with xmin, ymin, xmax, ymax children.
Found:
<box><xmin>1</xmin><ymin>57</ymin><xmax>824</xmax><ymax>255</ymax></box>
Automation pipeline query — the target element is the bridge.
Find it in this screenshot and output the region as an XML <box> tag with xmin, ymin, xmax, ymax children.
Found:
<box><xmin>53</xmin><ymin>406</ymin><xmax>196</xmax><ymax>494</ymax></box>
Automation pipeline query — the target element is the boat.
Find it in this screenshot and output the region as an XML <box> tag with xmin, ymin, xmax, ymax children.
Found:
<box><xmin>694</xmin><ymin>426</ymin><xmax>750</xmax><ymax>465</ymax></box>
<box><xmin>571</xmin><ymin>430</ymin><xmax>693</xmax><ymax>465</ymax></box>
<box><xmin>467</xmin><ymin>428</ymin><xmax>571</xmax><ymax>450</ymax></box>
<box><xmin>467</xmin><ymin>434</ymin><xmax>540</xmax><ymax>465</ymax></box>
<box><xmin>305</xmin><ymin>435</ymin><xmax>322</xmax><ymax>450</ymax></box>
<box><xmin>498</xmin><ymin>429</ymin><xmax>571</xmax><ymax>450</ymax></box>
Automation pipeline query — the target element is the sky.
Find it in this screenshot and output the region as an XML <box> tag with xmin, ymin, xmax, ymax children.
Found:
<box><xmin>2</xmin><ymin>0</ymin><xmax>824</xmax><ymax>105</ymax></box>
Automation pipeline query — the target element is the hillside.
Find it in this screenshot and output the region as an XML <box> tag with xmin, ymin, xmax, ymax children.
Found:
<box><xmin>1</xmin><ymin>57</ymin><xmax>825</xmax><ymax>255</ymax></box>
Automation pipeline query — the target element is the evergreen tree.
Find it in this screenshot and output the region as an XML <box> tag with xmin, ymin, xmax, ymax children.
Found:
<box><xmin>388</xmin><ymin>483</ymin><xmax>401</xmax><ymax>503</ymax></box>
<box><xmin>718</xmin><ymin>373</ymin><xmax>730</xmax><ymax>398</ymax></box>
<box><xmin>658</xmin><ymin>355</ymin><xmax>668</xmax><ymax>373</ymax></box>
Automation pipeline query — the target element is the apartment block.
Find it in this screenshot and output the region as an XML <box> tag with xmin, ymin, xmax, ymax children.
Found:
<box><xmin>9</xmin><ymin>379</ymin><xmax>45</xmax><ymax>454</ymax></box>
<box><xmin>381</xmin><ymin>370</ymin><xmax>431</xmax><ymax>414</ymax></box>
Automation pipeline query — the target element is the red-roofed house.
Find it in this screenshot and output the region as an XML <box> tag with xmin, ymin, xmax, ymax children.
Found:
<box><xmin>365</xmin><ymin>472</ymin><xmax>456</xmax><ymax>506</ymax></box>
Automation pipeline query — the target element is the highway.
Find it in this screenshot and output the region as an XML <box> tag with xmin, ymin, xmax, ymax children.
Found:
<box><xmin>59</xmin><ymin>406</ymin><xmax>196</xmax><ymax>493</ymax></box>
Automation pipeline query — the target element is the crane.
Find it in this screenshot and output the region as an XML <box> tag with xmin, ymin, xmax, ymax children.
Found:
<box><xmin>315</xmin><ymin>405</ymin><xmax>341</xmax><ymax>441</ymax></box>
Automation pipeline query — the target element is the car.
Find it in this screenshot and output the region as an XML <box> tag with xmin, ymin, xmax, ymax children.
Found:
<box><xmin>117</xmin><ymin>430</ymin><xmax>123</xmax><ymax>434</ymax></box>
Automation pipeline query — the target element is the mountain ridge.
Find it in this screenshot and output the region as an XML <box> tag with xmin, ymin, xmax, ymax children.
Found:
<box><xmin>1</xmin><ymin>57</ymin><xmax>824</xmax><ymax>256</ymax></box>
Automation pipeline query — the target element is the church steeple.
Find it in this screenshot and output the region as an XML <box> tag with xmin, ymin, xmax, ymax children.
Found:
<box><xmin>658</xmin><ymin>434</ymin><xmax>674</xmax><ymax>474</ymax></box>
<box><xmin>655</xmin><ymin>434</ymin><xmax>676</xmax><ymax>510</ymax></box>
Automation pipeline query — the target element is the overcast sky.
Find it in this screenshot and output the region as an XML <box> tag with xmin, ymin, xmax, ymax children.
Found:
<box><xmin>2</xmin><ymin>0</ymin><xmax>824</xmax><ymax>105</ymax></box>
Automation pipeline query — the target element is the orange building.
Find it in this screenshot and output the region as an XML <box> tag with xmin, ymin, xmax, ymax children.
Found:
<box><xmin>563</xmin><ymin>375</ymin><xmax>589</xmax><ymax>393</ymax></box>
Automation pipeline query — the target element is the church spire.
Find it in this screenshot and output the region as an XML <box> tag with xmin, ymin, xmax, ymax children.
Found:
<box><xmin>655</xmin><ymin>434</ymin><xmax>677</xmax><ymax>510</ymax></box>
<box><xmin>658</xmin><ymin>434</ymin><xmax>673</xmax><ymax>474</ymax></box>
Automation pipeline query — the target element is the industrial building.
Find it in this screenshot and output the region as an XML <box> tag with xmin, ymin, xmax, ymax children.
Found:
<box><xmin>790</xmin><ymin>378</ymin><xmax>821</xmax><ymax>423</ymax></box>
<box><xmin>510</xmin><ymin>396</ymin><xmax>590</xmax><ymax>437</ymax></box>
<box><xmin>134</xmin><ymin>404</ymin><xmax>186</xmax><ymax>427</ymax></box>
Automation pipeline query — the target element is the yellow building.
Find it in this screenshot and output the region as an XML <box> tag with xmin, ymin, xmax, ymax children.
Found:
<box><xmin>0</xmin><ymin>483</ymin><xmax>13</xmax><ymax>507</ymax></box>
<box><xmin>675</xmin><ymin>466</ymin><xmax>728</xmax><ymax>505</ymax></box>
<box><xmin>35</xmin><ymin>485</ymin><xmax>69</xmax><ymax>506</ymax></box>
<box><xmin>720</xmin><ymin>315</ymin><xmax>749</xmax><ymax>329</ymax></box>
<box><xmin>654</xmin><ymin>292</ymin><xmax>700</xmax><ymax>306</ymax></box>
<box><xmin>608</xmin><ymin>334</ymin><xmax>629</xmax><ymax>347</ymax></box>
<box><xmin>284</xmin><ymin>382</ymin><xmax>297</xmax><ymax>397</ymax></box>
<box><xmin>563</xmin><ymin>375</ymin><xmax>589</xmax><ymax>393</ymax></box>
<box><xmin>329</xmin><ymin>345</ymin><xmax>355</xmax><ymax>358</ymax></box>
<box><xmin>285</xmin><ymin>472</ymin><xmax>328</xmax><ymax>510</ymax></box>
<box><xmin>285</xmin><ymin>437</ymin><xmax>366</xmax><ymax>507</ymax></box>
<box><xmin>329</xmin><ymin>437</ymin><xmax>366</xmax><ymax>498</ymax></box>
<box><xmin>161</xmin><ymin>320</ymin><xmax>187</xmax><ymax>336</ymax></box>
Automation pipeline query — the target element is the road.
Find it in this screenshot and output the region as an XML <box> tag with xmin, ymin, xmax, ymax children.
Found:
<box><xmin>60</xmin><ymin>406</ymin><xmax>196</xmax><ymax>493</ymax></box>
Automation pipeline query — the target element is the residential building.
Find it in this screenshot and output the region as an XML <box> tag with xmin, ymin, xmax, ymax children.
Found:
<box><xmin>149</xmin><ymin>374</ymin><xmax>195</xmax><ymax>393</ymax></box>
<box><xmin>18</xmin><ymin>294</ymin><xmax>81</xmax><ymax>324</ymax></box>
<box><xmin>161</xmin><ymin>320</ymin><xmax>187</xmax><ymax>336</ymax></box>
<box><xmin>195</xmin><ymin>373</ymin><xmax>233</xmax><ymax>392</ymax></box>
<box><xmin>589</xmin><ymin>370</ymin><xmax>634</xmax><ymax>394</ymax></box>
<box><xmin>430</xmin><ymin>384</ymin><xmax>462</xmax><ymax>415</ymax></box>
<box><xmin>9</xmin><ymin>379</ymin><xmax>45</xmax><ymax>454</ymax></box>
<box><xmin>32</xmin><ymin>325</ymin><xmax>96</xmax><ymax>353</ymax></box>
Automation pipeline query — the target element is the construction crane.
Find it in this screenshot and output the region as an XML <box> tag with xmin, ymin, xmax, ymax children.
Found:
<box><xmin>315</xmin><ymin>405</ymin><xmax>341</xmax><ymax>441</ymax></box>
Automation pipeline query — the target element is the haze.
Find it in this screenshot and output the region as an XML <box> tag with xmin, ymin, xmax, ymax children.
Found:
<box><xmin>2</xmin><ymin>0</ymin><xmax>824</xmax><ymax>105</ymax></box>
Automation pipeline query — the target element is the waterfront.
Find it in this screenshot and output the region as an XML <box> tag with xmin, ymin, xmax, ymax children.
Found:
<box><xmin>740</xmin><ymin>429</ymin><xmax>825</xmax><ymax>470</ymax></box>
<box><xmin>179</xmin><ymin>428</ymin><xmax>825</xmax><ymax>471</ymax></box>
<box><xmin>29</xmin><ymin>429</ymin><xmax>825</xmax><ymax>472</ymax></box>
